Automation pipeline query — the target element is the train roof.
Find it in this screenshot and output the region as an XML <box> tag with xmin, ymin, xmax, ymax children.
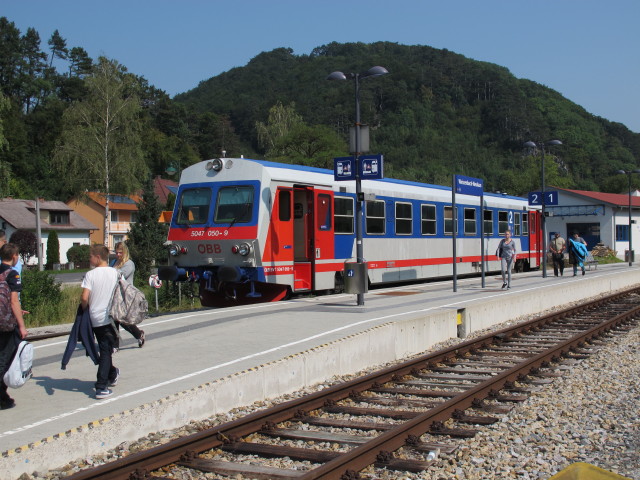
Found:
<box><xmin>182</xmin><ymin>158</ymin><xmax>532</xmax><ymax>205</ymax></box>
<box><xmin>248</xmin><ymin>158</ymin><xmax>526</xmax><ymax>202</ymax></box>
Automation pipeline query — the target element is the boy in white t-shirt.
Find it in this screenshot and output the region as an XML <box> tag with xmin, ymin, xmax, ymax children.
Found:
<box><xmin>81</xmin><ymin>245</ymin><xmax>119</xmax><ymax>399</ymax></box>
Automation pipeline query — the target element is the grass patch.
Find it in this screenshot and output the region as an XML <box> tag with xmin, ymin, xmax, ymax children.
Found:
<box><xmin>25</xmin><ymin>285</ymin><xmax>82</xmax><ymax>328</ymax></box>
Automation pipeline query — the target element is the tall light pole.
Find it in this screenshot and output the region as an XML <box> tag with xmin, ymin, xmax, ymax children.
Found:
<box><xmin>328</xmin><ymin>66</ymin><xmax>388</xmax><ymax>306</ymax></box>
<box><xmin>616</xmin><ymin>169</ymin><xmax>640</xmax><ymax>266</ymax></box>
<box><xmin>524</xmin><ymin>139</ymin><xmax>562</xmax><ymax>278</ymax></box>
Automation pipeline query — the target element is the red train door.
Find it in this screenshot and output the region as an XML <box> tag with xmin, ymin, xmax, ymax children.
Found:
<box><xmin>529</xmin><ymin>210</ymin><xmax>542</xmax><ymax>268</ymax></box>
<box><xmin>293</xmin><ymin>186</ymin><xmax>314</xmax><ymax>290</ymax></box>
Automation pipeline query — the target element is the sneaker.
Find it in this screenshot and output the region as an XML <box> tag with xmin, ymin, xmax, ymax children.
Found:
<box><xmin>0</xmin><ymin>398</ymin><xmax>16</xmax><ymax>410</ymax></box>
<box><xmin>582</xmin><ymin>270</ymin><xmax>585</xmax><ymax>276</ymax></box>
<box><xmin>502</xmin><ymin>283</ymin><xmax>507</xmax><ymax>289</ymax></box>
<box><xmin>95</xmin><ymin>388</ymin><xmax>113</xmax><ymax>400</ymax></box>
<box><xmin>109</xmin><ymin>368</ymin><xmax>120</xmax><ymax>387</ymax></box>
<box><xmin>507</xmin><ymin>286</ymin><xmax>511</xmax><ymax>289</ymax></box>
<box><xmin>138</xmin><ymin>330</ymin><xmax>145</xmax><ymax>348</ymax></box>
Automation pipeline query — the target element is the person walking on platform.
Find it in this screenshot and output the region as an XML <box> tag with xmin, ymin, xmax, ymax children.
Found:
<box><xmin>111</xmin><ymin>242</ymin><xmax>145</xmax><ymax>347</ymax></box>
<box><xmin>0</xmin><ymin>243</ymin><xmax>28</xmax><ymax>410</ymax></box>
<box><xmin>496</xmin><ymin>229</ymin><xmax>517</xmax><ymax>289</ymax></box>
<box><xmin>568</xmin><ymin>232</ymin><xmax>588</xmax><ymax>276</ymax></box>
<box><xmin>549</xmin><ymin>232</ymin><xmax>566</xmax><ymax>277</ymax></box>
<box><xmin>81</xmin><ymin>245</ymin><xmax>120</xmax><ymax>400</ymax></box>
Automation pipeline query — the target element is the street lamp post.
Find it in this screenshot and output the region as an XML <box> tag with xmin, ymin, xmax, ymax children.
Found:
<box><xmin>524</xmin><ymin>139</ymin><xmax>562</xmax><ymax>278</ymax></box>
<box><xmin>328</xmin><ymin>66</ymin><xmax>388</xmax><ymax>306</ymax></box>
<box><xmin>616</xmin><ymin>169</ymin><xmax>640</xmax><ymax>266</ymax></box>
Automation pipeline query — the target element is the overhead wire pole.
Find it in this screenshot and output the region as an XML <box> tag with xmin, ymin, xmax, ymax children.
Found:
<box><xmin>616</xmin><ymin>169</ymin><xmax>640</xmax><ymax>266</ymax></box>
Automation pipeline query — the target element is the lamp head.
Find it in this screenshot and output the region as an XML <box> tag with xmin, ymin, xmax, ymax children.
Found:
<box><xmin>327</xmin><ymin>71</ymin><xmax>347</xmax><ymax>81</ymax></box>
<box><xmin>546</xmin><ymin>139</ymin><xmax>563</xmax><ymax>146</ymax></box>
<box><xmin>524</xmin><ymin>141</ymin><xmax>537</xmax><ymax>148</ymax></box>
<box><xmin>363</xmin><ymin>66</ymin><xmax>389</xmax><ymax>78</ymax></box>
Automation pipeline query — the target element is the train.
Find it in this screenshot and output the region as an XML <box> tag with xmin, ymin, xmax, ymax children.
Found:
<box><xmin>158</xmin><ymin>157</ymin><xmax>543</xmax><ymax>307</ymax></box>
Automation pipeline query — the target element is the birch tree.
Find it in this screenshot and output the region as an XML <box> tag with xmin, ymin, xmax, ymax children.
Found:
<box><xmin>53</xmin><ymin>56</ymin><xmax>147</xmax><ymax>246</ymax></box>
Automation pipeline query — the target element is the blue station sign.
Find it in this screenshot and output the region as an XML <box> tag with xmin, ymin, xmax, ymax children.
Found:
<box><xmin>454</xmin><ymin>175</ymin><xmax>484</xmax><ymax>196</ymax></box>
<box><xmin>360</xmin><ymin>154</ymin><xmax>384</xmax><ymax>180</ymax></box>
<box><xmin>334</xmin><ymin>156</ymin><xmax>356</xmax><ymax>181</ymax></box>
<box><xmin>528</xmin><ymin>190</ymin><xmax>559</xmax><ymax>206</ymax></box>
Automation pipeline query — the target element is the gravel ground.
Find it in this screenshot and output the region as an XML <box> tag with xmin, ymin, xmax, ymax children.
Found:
<box><xmin>30</xmin><ymin>302</ymin><xmax>640</xmax><ymax>480</ymax></box>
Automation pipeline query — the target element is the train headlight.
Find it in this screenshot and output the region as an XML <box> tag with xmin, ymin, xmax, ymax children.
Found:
<box><xmin>231</xmin><ymin>243</ymin><xmax>251</xmax><ymax>256</ymax></box>
<box><xmin>169</xmin><ymin>244</ymin><xmax>181</xmax><ymax>256</ymax></box>
<box><xmin>205</xmin><ymin>158</ymin><xmax>223</xmax><ymax>172</ymax></box>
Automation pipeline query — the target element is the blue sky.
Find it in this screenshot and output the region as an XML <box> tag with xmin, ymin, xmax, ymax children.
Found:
<box><xmin>4</xmin><ymin>0</ymin><xmax>640</xmax><ymax>133</ymax></box>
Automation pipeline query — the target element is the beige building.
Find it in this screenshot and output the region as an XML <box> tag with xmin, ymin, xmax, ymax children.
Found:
<box><xmin>66</xmin><ymin>192</ymin><xmax>141</xmax><ymax>251</ymax></box>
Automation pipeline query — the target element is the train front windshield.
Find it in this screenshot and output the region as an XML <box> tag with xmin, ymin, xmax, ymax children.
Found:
<box><xmin>214</xmin><ymin>186</ymin><xmax>254</xmax><ymax>225</ymax></box>
<box><xmin>176</xmin><ymin>188</ymin><xmax>211</xmax><ymax>225</ymax></box>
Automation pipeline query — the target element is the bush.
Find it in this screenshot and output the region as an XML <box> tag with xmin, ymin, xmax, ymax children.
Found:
<box><xmin>67</xmin><ymin>244</ymin><xmax>90</xmax><ymax>265</ymax></box>
<box><xmin>20</xmin><ymin>269</ymin><xmax>65</xmax><ymax>327</ymax></box>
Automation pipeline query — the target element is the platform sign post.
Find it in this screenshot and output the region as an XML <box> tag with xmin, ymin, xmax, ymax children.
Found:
<box><xmin>452</xmin><ymin>175</ymin><xmax>485</xmax><ymax>291</ymax></box>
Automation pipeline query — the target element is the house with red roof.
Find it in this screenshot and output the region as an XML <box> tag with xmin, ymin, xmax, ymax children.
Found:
<box><xmin>546</xmin><ymin>188</ymin><xmax>640</xmax><ymax>260</ymax></box>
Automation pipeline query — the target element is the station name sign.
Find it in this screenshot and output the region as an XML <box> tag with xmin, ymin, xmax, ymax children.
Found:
<box><xmin>454</xmin><ymin>175</ymin><xmax>483</xmax><ymax>196</ymax></box>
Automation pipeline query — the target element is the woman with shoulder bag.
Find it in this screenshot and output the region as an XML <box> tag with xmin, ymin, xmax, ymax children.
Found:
<box><xmin>496</xmin><ymin>229</ymin><xmax>517</xmax><ymax>289</ymax></box>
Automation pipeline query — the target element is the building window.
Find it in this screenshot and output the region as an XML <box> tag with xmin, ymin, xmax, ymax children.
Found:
<box><xmin>464</xmin><ymin>208</ymin><xmax>476</xmax><ymax>235</ymax></box>
<box><xmin>484</xmin><ymin>209</ymin><xmax>493</xmax><ymax>235</ymax></box>
<box><xmin>617</xmin><ymin>225</ymin><xmax>629</xmax><ymax>242</ymax></box>
<box><xmin>514</xmin><ymin>212</ymin><xmax>521</xmax><ymax>236</ymax></box>
<box><xmin>365</xmin><ymin>200</ymin><xmax>385</xmax><ymax>235</ymax></box>
<box><xmin>50</xmin><ymin>211</ymin><xmax>70</xmax><ymax>224</ymax></box>
<box><xmin>498</xmin><ymin>211</ymin><xmax>509</xmax><ymax>234</ymax></box>
<box><xmin>395</xmin><ymin>202</ymin><xmax>412</xmax><ymax>235</ymax></box>
<box><xmin>110</xmin><ymin>210</ymin><xmax>118</xmax><ymax>222</ymax></box>
<box><xmin>113</xmin><ymin>235</ymin><xmax>124</xmax><ymax>245</ymax></box>
<box><xmin>334</xmin><ymin>197</ymin><xmax>354</xmax><ymax>234</ymax></box>
<box><xmin>130</xmin><ymin>212</ymin><xmax>138</xmax><ymax>223</ymax></box>
<box><xmin>421</xmin><ymin>204</ymin><xmax>436</xmax><ymax>235</ymax></box>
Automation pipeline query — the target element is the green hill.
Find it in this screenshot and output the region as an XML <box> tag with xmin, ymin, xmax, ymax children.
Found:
<box><xmin>176</xmin><ymin>42</ymin><xmax>640</xmax><ymax>195</ymax></box>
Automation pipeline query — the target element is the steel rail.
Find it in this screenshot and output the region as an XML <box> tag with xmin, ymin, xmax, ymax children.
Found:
<box><xmin>65</xmin><ymin>286</ymin><xmax>640</xmax><ymax>480</ymax></box>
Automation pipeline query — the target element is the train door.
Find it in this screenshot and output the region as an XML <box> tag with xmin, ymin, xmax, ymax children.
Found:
<box><xmin>293</xmin><ymin>186</ymin><xmax>314</xmax><ymax>290</ymax></box>
<box><xmin>529</xmin><ymin>210</ymin><xmax>542</xmax><ymax>267</ymax></box>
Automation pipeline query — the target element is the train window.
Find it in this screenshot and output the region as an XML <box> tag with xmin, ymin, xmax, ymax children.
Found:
<box><xmin>464</xmin><ymin>208</ymin><xmax>477</xmax><ymax>235</ymax></box>
<box><xmin>498</xmin><ymin>211</ymin><xmax>509</xmax><ymax>234</ymax></box>
<box><xmin>483</xmin><ymin>209</ymin><xmax>493</xmax><ymax>235</ymax></box>
<box><xmin>522</xmin><ymin>213</ymin><xmax>529</xmax><ymax>235</ymax></box>
<box><xmin>421</xmin><ymin>204</ymin><xmax>436</xmax><ymax>235</ymax></box>
<box><xmin>175</xmin><ymin>188</ymin><xmax>211</xmax><ymax>225</ymax></box>
<box><xmin>444</xmin><ymin>206</ymin><xmax>458</xmax><ymax>235</ymax></box>
<box><xmin>214</xmin><ymin>186</ymin><xmax>254</xmax><ymax>224</ymax></box>
<box><xmin>366</xmin><ymin>200</ymin><xmax>385</xmax><ymax>235</ymax></box>
<box><xmin>514</xmin><ymin>212</ymin><xmax>521</xmax><ymax>236</ymax></box>
<box><xmin>279</xmin><ymin>190</ymin><xmax>291</xmax><ymax>222</ymax></box>
<box><xmin>334</xmin><ymin>197</ymin><xmax>354</xmax><ymax>234</ymax></box>
<box><xmin>317</xmin><ymin>194</ymin><xmax>332</xmax><ymax>231</ymax></box>
<box><xmin>395</xmin><ymin>202</ymin><xmax>412</xmax><ymax>235</ymax></box>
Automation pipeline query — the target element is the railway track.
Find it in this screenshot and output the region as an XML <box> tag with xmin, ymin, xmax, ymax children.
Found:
<box><xmin>66</xmin><ymin>287</ymin><xmax>640</xmax><ymax>480</ymax></box>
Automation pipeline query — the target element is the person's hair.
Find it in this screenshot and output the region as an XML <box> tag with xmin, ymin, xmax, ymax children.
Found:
<box><xmin>114</xmin><ymin>241</ymin><xmax>130</xmax><ymax>268</ymax></box>
<box><xmin>505</xmin><ymin>229</ymin><xmax>511</xmax><ymax>234</ymax></box>
<box><xmin>90</xmin><ymin>244</ymin><xmax>110</xmax><ymax>262</ymax></box>
<box><xmin>0</xmin><ymin>243</ymin><xmax>19</xmax><ymax>262</ymax></box>
<box><xmin>0</xmin><ymin>229</ymin><xmax>5</xmax><ymax>241</ymax></box>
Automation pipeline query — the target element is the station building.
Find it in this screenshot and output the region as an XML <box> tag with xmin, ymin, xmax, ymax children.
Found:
<box><xmin>545</xmin><ymin>187</ymin><xmax>640</xmax><ymax>260</ymax></box>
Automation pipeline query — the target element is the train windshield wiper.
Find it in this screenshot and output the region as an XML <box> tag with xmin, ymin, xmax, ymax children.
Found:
<box><xmin>228</xmin><ymin>202</ymin><xmax>251</xmax><ymax>228</ymax></box>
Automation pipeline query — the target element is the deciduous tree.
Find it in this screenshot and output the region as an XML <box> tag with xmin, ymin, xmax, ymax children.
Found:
<box><xmin>53</xmin><ymin>56</ymin><xmax>147</xmax><ymax>245</ymax></box>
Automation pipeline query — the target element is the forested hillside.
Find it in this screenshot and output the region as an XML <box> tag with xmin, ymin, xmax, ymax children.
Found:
<box><xmin>177</xmin><ymin>42</ymin><xmax>640</xmax><ymax>195</ymax></box>
<box><xmin>1</xmin><ymin>17</ymin><xmax>638</xmax><ymax>202</ymax></box>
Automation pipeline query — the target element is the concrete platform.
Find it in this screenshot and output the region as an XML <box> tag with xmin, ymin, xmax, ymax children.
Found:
<box><xmin>1</xmin><ymin>263</ymin><xmax>638</xmax><ymax>478</ymax></box>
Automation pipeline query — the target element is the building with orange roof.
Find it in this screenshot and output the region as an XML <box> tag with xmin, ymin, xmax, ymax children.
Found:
<box><xmin>66</xmin><ymin>192</ymin><xmax>141</xmax><ymax>251</ymax></box>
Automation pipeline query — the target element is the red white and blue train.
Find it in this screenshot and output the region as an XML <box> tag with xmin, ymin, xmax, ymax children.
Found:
<box><xmin>158</xmin><ymin>157</ymin><xmax>543</xmax><ymax>307</ymax></box>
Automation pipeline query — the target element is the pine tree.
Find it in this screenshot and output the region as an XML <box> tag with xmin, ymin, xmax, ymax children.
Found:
<box><xmin>127</xmin><ymin>175</ymin><xmax>168</xmax><ymax>284</ymax></box>
<box><xmin>46</xmin><ymin>230</ymin><xmax>60</xmax><ymax>268</ymax></box>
